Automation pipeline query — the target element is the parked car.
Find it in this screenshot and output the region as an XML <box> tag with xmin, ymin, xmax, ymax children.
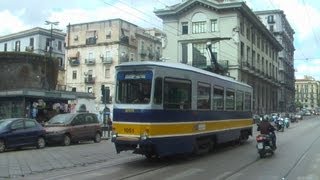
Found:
<box><xmin>44</xmin><ymin>113</ymin><xmax>102</xmax><ymax>146</ymax></box>
<box><xmin>305</xmin><ymin>111</ymin><xmax>312</xmax><ymax>116</ymax></box>
<box><xmin>294</xmin><ymin>112</ymin><xmax>303</xmax><ymax>120</ymax></box>
<box><xmin>0</xmin><ymin>118</ymin><xmax>46</xmax><ymax>152</ymax></box>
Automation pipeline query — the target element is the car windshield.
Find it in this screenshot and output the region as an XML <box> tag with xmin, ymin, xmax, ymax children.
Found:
<box><xmin>0</xmin><ymin>119</ymin><xmax>13</xmax><ymax>130</ymax></box>
<box><xmin>47</xmin><ymin>114</ymin><xmax>74</xmax><ymax>124</ymax></box>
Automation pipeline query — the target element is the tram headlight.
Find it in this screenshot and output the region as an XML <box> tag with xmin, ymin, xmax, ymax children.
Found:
<box><xmin>140</xmin><ymin>131</ymin><xmax>149</xmax><ymax>140</ymax></box>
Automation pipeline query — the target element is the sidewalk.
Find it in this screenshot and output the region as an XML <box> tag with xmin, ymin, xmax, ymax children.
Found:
<box><xmin>0</xmin><ymin>139</ymin><xmax>131</xmax><ymax>179</ymax></box>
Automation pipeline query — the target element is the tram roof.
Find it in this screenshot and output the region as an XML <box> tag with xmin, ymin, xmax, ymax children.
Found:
<box><xmin>116</xmin><ymin>61</ymin><xmax>251</xmax><ymax>88</ymax></box>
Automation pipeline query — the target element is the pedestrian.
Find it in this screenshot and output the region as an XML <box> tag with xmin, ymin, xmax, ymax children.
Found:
<box><xmin>107</xmin><ymin>117</ymin><xmax>112</xmax><ymax>138</ymax></box>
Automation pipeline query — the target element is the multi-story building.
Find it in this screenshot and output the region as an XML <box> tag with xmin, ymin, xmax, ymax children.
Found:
<box><xmin>255</xmin><ymin>10</ymin><xmax>295</xmax><ymax>112</ymax></box>
<box><xmin>295</xmin><ymin>76</ymin><xmax>320</xmax><ymax>110</ymax></box>
<box><xmin>154</xmin><ymin>0</ymin><xmax>283</xmax><ymax>114</ymax></box>
<box><xmin>65</xmin><ymin>19</ymin><xmax>162</xmax><ymax>110</ymax></box>
<box><xmin>0</xmin><ymin>27</ymin><xmax>66</xmax><ymax>90</ymax></box>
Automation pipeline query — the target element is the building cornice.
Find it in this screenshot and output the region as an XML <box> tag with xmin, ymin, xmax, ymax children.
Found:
<box><xmin>154</xmin><ymin>0</ymin><xmax>283</xmax><ymax>51</ymax></box>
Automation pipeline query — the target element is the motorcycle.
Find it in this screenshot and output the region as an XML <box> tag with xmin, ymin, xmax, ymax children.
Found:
<box><xmin>276</xmin><ymin>118</ymin><xmax>285</xmax><ymax>132</ymax></box>
<box><xmin>256</xmin><ymin>133</ymin><xmax>275</xmax><ymax>158</ymax></box>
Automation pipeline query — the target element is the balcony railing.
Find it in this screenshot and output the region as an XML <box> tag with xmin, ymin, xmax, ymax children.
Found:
<box><xmin>85</xmin><ymin>58</ymin><xmax>96</xmax><ymax>65</ymax></box>
<box><xmin>69</xmin><ymin>58</ymin><xmax>80</xmax><ymax>66</ymax></box>
<box><xmin>86</xmin><ymin>37</ymin><xmax>97</xmax><ymax>45</ymax></box>
<box><xmin>102</xmin><ymin>57</ymin><xmax>113</xmax><ymax>64</ymax></box>
<box><xmin>84</xmin><ymin>77</ymin><xmax>95</xmax><ymax>84</ymax></box>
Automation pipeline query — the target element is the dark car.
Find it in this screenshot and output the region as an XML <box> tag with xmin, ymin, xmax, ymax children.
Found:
<box><xmin>0</xmin><ymin>118</ymin><xmax>46</xmax><ymax>152</ymax></box>
<box><xmin>44</xmin><ymin>113</ymin><xmax>102</xmax><ymax>146</ymax></box>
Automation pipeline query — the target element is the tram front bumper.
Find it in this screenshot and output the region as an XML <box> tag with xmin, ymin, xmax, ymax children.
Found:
<box><xmin>112</xmin><ymin>136</ymin><xmax>152</xmax><ymax>154</ymax></box>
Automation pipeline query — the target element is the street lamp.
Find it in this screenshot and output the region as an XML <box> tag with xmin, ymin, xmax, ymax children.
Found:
<box><xmin>45</xmin><ymin>21</ymin><xmax>59</xmax><ymax>58</ymax></box>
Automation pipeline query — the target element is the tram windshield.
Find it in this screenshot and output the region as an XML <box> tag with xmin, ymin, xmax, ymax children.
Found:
<box><xmin>116</xmin><ymin>71</ymin><xmax>152</xmax><ymax>104</ymax></box>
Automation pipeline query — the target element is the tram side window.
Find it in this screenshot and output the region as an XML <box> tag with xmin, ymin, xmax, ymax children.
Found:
<box><xmin>236</xmin><ymin>90</ymin><xmax>244</xmax><ymax>111</ymax></box>
<box><xmin>213</xmin><ymin>87</ymin><xmax>224</xmax><ymax>110</ymax></box>
<box><xmin>197</xmin><ymin>82</ymin><xmax>211</xmax><ymax>110</ymax></box>
<box><xmin>164</xmin><ymin>78</ymin><xmax>191</xmax><ymax>110</ymax></box>
<box><xmin>154</xmin><ymin>77</ymin><xmax>163</xmax><ymax>104</ymax></box>
<box><xmin>226</xmin><ymin>89</ymin><xmax>235</xmax><ymax>111</ymax></box>
<box><xmin>244</xmin><ymin>92</ymin><xmax>252</xmax><ymax>111</ymax></box>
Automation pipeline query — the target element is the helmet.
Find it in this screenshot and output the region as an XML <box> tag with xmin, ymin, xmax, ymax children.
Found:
<box><xmin>262</xmin><ymin>115</ymin><xmax>269</xmax><ymax>121</ymax></box>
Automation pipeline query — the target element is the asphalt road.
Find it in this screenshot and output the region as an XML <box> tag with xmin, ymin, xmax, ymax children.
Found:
<box><xmin>12</xmin><ymin>115</ymin><xmax>320</xmax><ymax>180</ymax></box>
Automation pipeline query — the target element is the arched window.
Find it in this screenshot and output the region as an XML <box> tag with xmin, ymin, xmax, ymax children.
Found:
<box><xmin>191</xmin><ymin>12</ymin><xmax>207</xmax><ymax>34</ymax></box>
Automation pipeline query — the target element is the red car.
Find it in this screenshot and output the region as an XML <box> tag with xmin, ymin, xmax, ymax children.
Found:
<box><xmin>45</xmin><ymin>113</ymin><xmax>102</xmax><ymax>146</ymax></box>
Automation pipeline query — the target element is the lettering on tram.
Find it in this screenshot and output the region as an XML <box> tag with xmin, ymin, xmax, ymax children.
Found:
<box><xmin>112</xmin><ymin>61</ymin><xmax>253</xmax><ymax>159</ymax></box>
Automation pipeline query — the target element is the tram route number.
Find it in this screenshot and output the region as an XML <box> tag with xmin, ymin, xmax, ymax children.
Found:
<box><xmin>124</xmin><ymin>128</ymin><xmax>135</xmax><ymax>134</ymax></box>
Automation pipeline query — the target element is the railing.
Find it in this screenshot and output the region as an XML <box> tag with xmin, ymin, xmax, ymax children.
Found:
<box><xmin>69</xmin><ymin>58</ymin><xmax>80</xmax><ymax>66</ymax></box>
<box><xmin>102</xmin><ymin>57</ymin><xmax>113</xmax><ymax>64</ymax></box>
<box><xmin>84</xmin><ymin>77</ymin><xmax>95</xmax><ymax>84</ymax></box>
<box><xmin>85</xmin><ymin>58</ymin><xmax>96</xmax><ymax>65</ymax></box>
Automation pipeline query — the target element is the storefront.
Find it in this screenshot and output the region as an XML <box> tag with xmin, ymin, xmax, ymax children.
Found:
<box><xmin>0</xmin><ymin>89</ymin><xmax>94</xmax><ymax>123</ymax></box>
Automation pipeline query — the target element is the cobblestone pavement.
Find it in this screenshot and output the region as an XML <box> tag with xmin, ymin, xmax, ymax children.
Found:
<box><xmin>0</xmin><ymin>139</ymin><xmax>132</xmax><ymax>179</ymax></box>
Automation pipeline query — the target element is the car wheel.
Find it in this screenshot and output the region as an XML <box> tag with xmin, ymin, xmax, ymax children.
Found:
<box><xmin>37</xmin><ymin>137</ymin><xmax>46</xmax><ymax>149</ymax></box>
<box><xmin>94</xmin><ymin>133</ymin><xmax>101</xmax><ymax>143</ymax></box>
<box><xmin>0</xmin><ymin>140</ymin><xmax>5</xmax><ymax>153</ymax></box>
<box><xmin>62</xmin><ymin>135</ymin><xmax>71</xmax><ymax>146</ymax></box>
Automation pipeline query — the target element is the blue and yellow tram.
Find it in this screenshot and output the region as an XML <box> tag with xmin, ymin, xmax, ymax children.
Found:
<box><xmin>111</xmin><ymin>61</ymin><xmax>253</xmax><ymax>158</ymax></box>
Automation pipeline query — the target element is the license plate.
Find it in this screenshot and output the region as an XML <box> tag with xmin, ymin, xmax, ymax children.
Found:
<box><xmin>257</xmin><ymin>143</ymin><xmax>263</xmax><ymax>149</ymax></box>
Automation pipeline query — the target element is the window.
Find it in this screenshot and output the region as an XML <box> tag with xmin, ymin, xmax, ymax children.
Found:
<box><xmin>4</xmin><ymin>43</ymin><xmax>7</xmax><ymax>51</ymax></box>
<box><xmin>244</xmin><ymin>93</ymin><xmax>251</xmax><ymax>111</ymax></box>
<box><xmin>11</xmin><ymin>120</ymin><xmax>24</xmax><ymax>130</ymax></box>
<box><xmin>58</xmin><ymin>41</ymin><xmax>62</xmax><ymax>51</ymax></box>
<box><xmin>240</xmin><ymin>42</ymin><xmax>244</xmax><ymax>59</ymax></box>
<box><xmin>29</xmin><ymin>38</ymin><xmax>34</xmax><ymax>47</ymax></box>
<box><xmin>213</xmin><ymin>87</ymin><xmax>224</xmax><ymax>110</ymax></box>
<box><xmin>197</xmin><ymin>82</ymin><xmax>211</xmax><ymax>110</ymax></box>
<box><xmin>72</xmin><ymin>70</ymin><xmax>77</xmax><ymax>79</ymax></box>
<box><xmin>211</xmin><ymin>19</ymin><xmax>218</xmax><ymax>32</ymax></box>
<box><xmin>71</xmin><ymin>87</ymin><xmax>76</xmax><ymax>92</ymax></box>
<box><xmin>154</xmin><ymin>77</ymin><xmax>163</xmax><ymax>105</ymax></box>
<box><xmin>25</xmin><ymin>120</ymin><xmax>37</xmax><ymax>129</ymax></box>
<box><xmin>164</xmin><ymin>78</ymin><xmax>191</xmax><ymax>110</ymax></box>
<box><xmin>269</xmin><ymin>25</ymin><xmax>274</xmax><ymax>32</ymax></box>
<box><xmin>116</xmin><ymin>71</ymin><xmax>152</xmax><ymax>104</ymax></box>
<box><xmin>46</xmin><ymin>38</ymin><xmax>50</xmax><ymax>51</ymax></box>
<box><xmin>246</xmin><ymin>26</ymin><xmax>250</xmax><ymax>41</ymax></box>
<box><xmin>226</xmin><ymin>89</ymin><xmax>235</xmax><ymax>110</ymax></box>
<box><xmin>267</xmin><ymin>15</ymin><xmax>275</xmax><ymax>23</ymax></box>
<box><xmin>182</xmin><ymin>22</ymin><xmax>188</xmax><ymax>34</ymax></box>
<box><xmin>236</xmin><ymin>90</ymin><xmax>244</xmax><ymax>111</ymax></box>
<box><xmin>181</xmin><ymin>43</ymin><xmax>188</xmax><ymax>64</ymax></box>
<box><xmin>15</xmin><ymin>41</ymin><xmax>21</xmax><ymax>52</ymax></box>
<box><xmin>240</xmin><ymin>18</ymin><xmax>244</xmax><ymax>35</ymax></box>
<box><xmin>105</xmin><ymin>68</ymin><xmax>110</xmax><ymax>78</ymax></box>
<box><xmin>87</xmin><ymin>87</ymin><xmax>93</xmax><ymax>93</ymax></box>
<box><xmin>192</xmin><ymin>21</ymin><xmax>206</xmax><ymax>34</ymax></box>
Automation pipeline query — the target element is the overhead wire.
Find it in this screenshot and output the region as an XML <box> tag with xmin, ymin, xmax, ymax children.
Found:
<box><xmin>102</xmin><ymin>0</ymin><xmax>239</xmax><ymax>60</ymax></box>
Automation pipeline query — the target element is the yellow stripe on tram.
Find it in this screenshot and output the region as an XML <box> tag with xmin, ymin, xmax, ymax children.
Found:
<box><xmin>113</xmin><ymin>119</ymin><xmax>253</xmax><ymax>138</ymax></box>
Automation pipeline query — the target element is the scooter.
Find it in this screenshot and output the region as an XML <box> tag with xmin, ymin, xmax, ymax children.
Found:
<box><xmin>276</xmin><ymin>118</ymin><xmax>285</xmax><ymax>132</ymax></box>
<box><xmin>256</xmin><ymin>133</ymin><xmax>275</xmax><ymax>158</ymax></box>
<box><xmin>284</xmin><ymin>117</ymin><xmax>290</xmax><ymax>128</ymax></box>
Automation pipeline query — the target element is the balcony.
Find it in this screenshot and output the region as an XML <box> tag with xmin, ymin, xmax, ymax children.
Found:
<box><xmin>69</xmin><ymin>58</ymin><xmax>80</xmax><ymax>66</ymax></box>
<box><xmin>85</xmin><ymin>58</ymin><xmax>96</xmax><ymax>65</ymax></box>
<box><xmin>241</xmin><ymin>61</ymin><xmax>250</xmax><ymax>72</ymax></box>
<box><xmin>102</xmin><ymin>57</ymin><xmax>113</xmax><ymax>64</ymax></box>
<box><xmin>86</xmin><ymin>37</ymin><xmax>97</xmax><ymax>45</ymax></box>
<box><xmin>84</xmin><ymin>77</ymin><xmax>95</xmax><ymax>84</ymax></box>
<box><xmin>140</xmin><ymin>49</ymin><xmax>147</xmax><ymax>57</ymax></box>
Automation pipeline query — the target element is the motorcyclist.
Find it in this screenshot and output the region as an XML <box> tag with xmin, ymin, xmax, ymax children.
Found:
<box><xmin>258</xmin><ymin>115</ymin><xmax>277</xmax><ymax>149</ymax></box>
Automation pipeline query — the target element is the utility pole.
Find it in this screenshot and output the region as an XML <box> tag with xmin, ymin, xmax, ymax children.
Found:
<box><xmin>45</xmin><ymin>21</ymin><xmax>59</xmax><ymax>59</ymax></box>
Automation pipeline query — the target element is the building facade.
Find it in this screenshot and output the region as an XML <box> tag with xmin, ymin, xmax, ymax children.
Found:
<box><xmin>65</xmin><ymin>19</ymin><xmax>162</xmax><ymax>110</ymax></box>
<box><xmin>154</xmin><ymin>0</ymin><xmax>283</xmax><ymax>114</ymax></box>
<box><xmin>255</xmin><ymin>10</ymin><xmax>295</xmax><ymax>112</ymax></box>
<box><xmin>295</xmin><ymin>76</ymin><xmax>320</xmax><ymax>110</ymax></box>
<box><xmin>0</xmin><ymin>27</ymin><xmax>66</xmax><ymax>90</ymax></box>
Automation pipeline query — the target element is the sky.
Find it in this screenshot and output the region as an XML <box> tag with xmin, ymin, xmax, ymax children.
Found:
<box><xmin>1</xmin><ymin>0</ymin><xmax>319</xmax><ymax>80</ymax></box>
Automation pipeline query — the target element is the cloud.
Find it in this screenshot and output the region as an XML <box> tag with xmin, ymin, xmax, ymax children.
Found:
<box><xmin>0</xmin><ymin>10</ymin><xmax>30</xmax><ymax>35</ymax></box>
